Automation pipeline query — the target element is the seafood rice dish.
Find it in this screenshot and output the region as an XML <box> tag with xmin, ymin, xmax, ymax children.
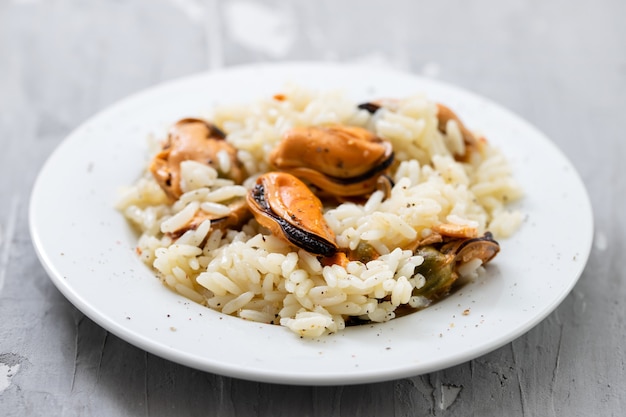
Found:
<box><xmin>117</xmin><ymin>85</ymin><xmax>523</xmax><ymax>337</ymax></box>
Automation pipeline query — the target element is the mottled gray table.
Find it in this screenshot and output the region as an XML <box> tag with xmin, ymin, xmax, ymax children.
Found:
<box><xmin>1</xmin><ymin>0</ymin><xmax>623</xmax><ymax>416</ymax></box>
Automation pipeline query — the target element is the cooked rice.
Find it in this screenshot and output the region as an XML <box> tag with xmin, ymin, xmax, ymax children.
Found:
<box><xmin>117</xmin><ymin>85</ymin><xmax>523</xmax><ymax>337</ymax></box>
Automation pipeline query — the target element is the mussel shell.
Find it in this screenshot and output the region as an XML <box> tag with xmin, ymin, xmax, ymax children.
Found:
<box><xmin>412</xmin><ymin>232</ymin><xmax>500</xmax><ymax>301</ymax></box>
<box><xmin>412</xmin><ymin>246</ymin><xmax>457</xmax><ymax>301</ymax></box>
<box><xmin>442</xmin><ymin>231</ymin><xmax>500</xmax><ymax>264</ymax></box>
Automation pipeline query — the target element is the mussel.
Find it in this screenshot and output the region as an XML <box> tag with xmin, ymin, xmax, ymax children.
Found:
<box><xmin>246</xmin><ymin>172</ymin><xmax>338</xmax><ymax>257</ymax></box>
<box><xmin>269</xmin><ymin>126</ymin><xmax>394</xmax><ymax>197</ymax></box>
<box><xmin>412</xmin><ymin>232</ymin><xmax>500</xmax><ymax>301</ymax></box>
<box><xmin>150</xmin><ymin>118</ymin><xmax>246</xmax><ymax>199</ymax></box>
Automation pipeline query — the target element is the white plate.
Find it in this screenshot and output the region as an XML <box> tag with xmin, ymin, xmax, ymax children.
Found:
<box><xmin>29</xmin><ymin>62</ymin><xmax>593</xmax><ymax>385</ymax></box>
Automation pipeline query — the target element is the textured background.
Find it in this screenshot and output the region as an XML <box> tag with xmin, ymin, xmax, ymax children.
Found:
<box><xmin>1</xmin><ymin>0</ymin><xmax>624</xmax><ymax>415</ymax></box>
